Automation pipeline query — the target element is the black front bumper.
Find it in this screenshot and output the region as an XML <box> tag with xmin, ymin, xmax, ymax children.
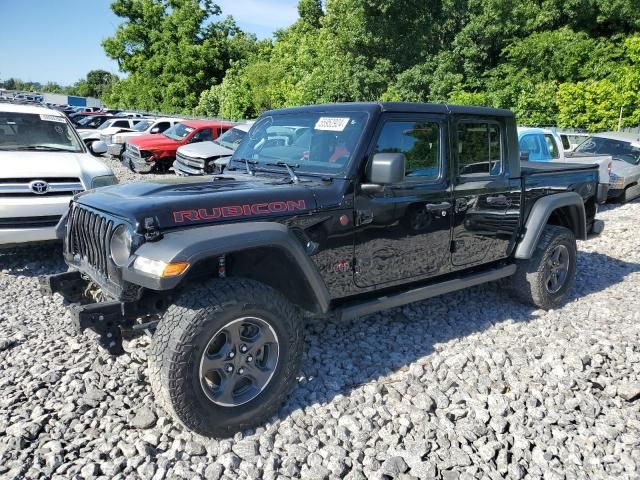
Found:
<box><xmin>39</xmin><ymin>271</ymin><xmax>142</xmax><ymax>355</ymax></box>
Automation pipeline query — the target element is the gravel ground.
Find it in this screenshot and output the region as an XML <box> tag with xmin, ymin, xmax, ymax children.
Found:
<box><xmin>1</xmin><ymin>159</ymin><xmax>639</xmax><ymax>479</ymax></box>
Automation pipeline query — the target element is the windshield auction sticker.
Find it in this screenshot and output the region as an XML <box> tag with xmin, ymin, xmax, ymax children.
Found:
<box><xmin>40</xmin><ymin>114</ymin><xmax>67</xmax><ymax>123</ymax></box>
<box><xmin>314</xmin><ymin>117</ymin><xmax>350</xmax><ymax>132</ymax></box>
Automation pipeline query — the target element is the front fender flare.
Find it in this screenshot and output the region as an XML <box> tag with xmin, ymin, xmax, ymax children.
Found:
<box><xmin>122</xmin><ymin>222</ymin><xmax>331</xmax><ymax>313</ymax></box>
<box><xmin>515</xmin><ymin>192</ymin><xmax>586</xmax><ymax>260</ymax></box>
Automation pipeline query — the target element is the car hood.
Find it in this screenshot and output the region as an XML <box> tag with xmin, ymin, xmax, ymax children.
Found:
<box><xmin>74</xmin><ymin>173</ymin><xmax>329</xmax><ymax>230</ymax></box>
<box><xmin>128</xmin><ymin>134</ymin><xmax>180</xmax><ymax>151</ymax></box>
<box><xmin>0</xmin><ymin>151</ymin><xmax>112</xmax><ymax>183</ymax></box>
<box><xmin>177</xmin><ymin>141</ymin><xmax>234</xmax><ymax>159</ymax></box>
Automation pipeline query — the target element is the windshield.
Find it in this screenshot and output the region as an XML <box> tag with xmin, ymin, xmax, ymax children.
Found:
<box><xmin>0</xmin><ymin>112</ymin><xmax>83</xmax><ymax>152</ymax></box>
<box><xmin>97</xmin><ymin>120</ymin><xmax>114</xmax><ymax>130</ymax></box>
<box><xmin>232</xmin><ymin>111</ymin><xmax>369</xmax><ymax>176</ymax></box>
<box><xmin>575</xmin><ymin>136</ymin><xmax>640</xmax><ymax>165</ymax></box>
<box><xmin>76</xmin><ymin>115</ymin><xmax>94</xmax><ymax>126</ymax></box>
<box><xmin>134</xmin><ymin>120</ymin><xmax>154</xmax><ymax>132</ymax></box>
<box><xmin>164</xmin><ymin>123</ymin><xmax>195</xmax><ymax>141</ymax></box>
<box><xmin>215</xmin><ymin>126</ymin><xmax>247</xmax><ymax>150</ymax></box>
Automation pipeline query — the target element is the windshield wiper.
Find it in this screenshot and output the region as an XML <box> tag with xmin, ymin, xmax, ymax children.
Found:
<box><xmin>267</xmin><ymin>161</ymin><xmax>300</xmax><ymax>184</ymax></box>
<box><xmin>234</xmin><ymin>158</ymin><xmax>258</xmax><ymax>176</ymax></box>
<box><xmin>16</xmin><ymin>146</ymin><xmax>75</xmax><ymax>152</ymax></box>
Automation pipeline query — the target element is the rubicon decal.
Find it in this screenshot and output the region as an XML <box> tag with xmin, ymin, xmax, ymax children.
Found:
<box><xmin>173</xmin><ymin>199</ymin><xmax>307</xmax><ymax>223</ymax></box>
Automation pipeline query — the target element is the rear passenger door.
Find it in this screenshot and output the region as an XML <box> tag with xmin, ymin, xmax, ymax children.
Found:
<box><xmin>451</xmin><ymin>118</ymin><xmax>519</xmax><ymax>268</ymax></box>
<box><xmin>354</xmin><ymin>114</ymin><xmax>453</xmax><ymax>287</ymax></box>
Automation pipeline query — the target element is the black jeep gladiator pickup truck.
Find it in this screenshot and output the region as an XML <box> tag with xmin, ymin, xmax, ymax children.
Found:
<box><xmin>42</xmin><ymin>102</ymin><xmax>604</xmax><ymax>437</ymax></box>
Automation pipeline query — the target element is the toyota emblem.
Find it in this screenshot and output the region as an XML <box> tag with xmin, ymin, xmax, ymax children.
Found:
<box><xmin>29</xmin><ymin>180</ymin><xmax>49</xmax><ymax>195</ymax></box>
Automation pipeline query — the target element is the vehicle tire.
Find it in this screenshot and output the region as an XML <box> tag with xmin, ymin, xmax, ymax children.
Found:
<box><xmin>148</xmin><ymin>278</ymin><xmax>304</xmax><ymax>437</ymax></box>
<box><xmin>620</xmin><ymin>183</ymin><xmax>640</xmax><ymax>204</ymax></box>
<box><xmin>508</xmin><ymin>225</ymin><xmax>577</xmax><ymax>310</ymax></box>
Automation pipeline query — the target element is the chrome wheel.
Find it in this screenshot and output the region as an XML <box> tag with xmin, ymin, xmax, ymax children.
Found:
<box><xmin>544</xmin><ymin>244</ymin><xmax>570</xmax><ymax>294</ymax></box>
<box><xmin>199</xmin><ymin>316</ymin><xmax>279</xmax><ymax>407</ymax></box>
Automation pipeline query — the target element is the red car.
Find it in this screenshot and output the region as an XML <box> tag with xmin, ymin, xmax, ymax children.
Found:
<box><xmin>123</xmin><ymin>120</ymin><xmax>235</xmax><ymax>173</ymax></box>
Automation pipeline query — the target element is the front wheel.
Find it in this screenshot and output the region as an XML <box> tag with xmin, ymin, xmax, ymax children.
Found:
<box><xmin>148</xmin><ymin>279</ymin><xmax>304</xmax><ymax>437</ymax></box>
<box><xmin>508</xmin><ymin>225</ymin><xmax>577</xmax><ymax>310</ymax></box>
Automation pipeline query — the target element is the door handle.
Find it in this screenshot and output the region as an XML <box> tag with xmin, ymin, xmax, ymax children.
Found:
<box><xmin>486</xmin><ymin>195</ymin><xmax>511</xmax><ymax>206</ymax></box>
<box><xmin>425</xmin><ymin>202</ymin><xmax>452</xmax><ymax>213</ymax></box>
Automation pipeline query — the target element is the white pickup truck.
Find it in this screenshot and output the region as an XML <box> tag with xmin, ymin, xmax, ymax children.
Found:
<box><xmin>0</xmin><ymin>104</ymin><xmax>117</xmax><ymax>246</ymax></box>
<box><xmin>518</xmin><ymin>127</ymin><xmax>611</xmax><ymax>202</ymax></box>
<box><xmin>77</xmin><ymin>118</ymin><xmax>145</xmax><ymax>155</ymax></box>
<box><xmin>95</xmin><ymin>117</ymin><xmax>182</xmax><ymax>159</ymax></box>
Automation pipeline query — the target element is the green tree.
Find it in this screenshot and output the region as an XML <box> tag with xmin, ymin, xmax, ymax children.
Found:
<box><xmin>102</xmin><ymin>0</ymin><xmax>256</xmax><ymax>113</ymax></box>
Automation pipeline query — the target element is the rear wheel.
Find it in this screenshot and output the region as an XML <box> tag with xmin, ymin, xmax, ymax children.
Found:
<box><xmin>509</xmin><ymin>225</ymin><xmax>577</xmax><ymax>310</ymax></box>
<box><xmin>148</xmin><ymin>278</ymin><xmax>303</xmax><ymax>437</ymax></box>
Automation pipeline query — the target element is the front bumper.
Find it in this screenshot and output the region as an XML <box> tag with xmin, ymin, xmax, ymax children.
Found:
<box><xmin>0</xmin><ymin>195</ymin><xmax>71</xmax><ymax>246</ymax></box>
<box><xmin>39</xmin><ymin>271</ymin><xmax>164</xmax><ymax>355</ymax></box>
<box><xmin>108</xmin><ymin>143</ymin><xmax>125</xmax><ymax>157</ymax></box>
<box><xmin>173</xmin><ymin>159</ymin><xmax>204</xmax><ymax>176</ymax></box>
<box><xmin>123</xmin><ymin>151</ymin><xmax>153</xmax><ymax>173</ymax></box>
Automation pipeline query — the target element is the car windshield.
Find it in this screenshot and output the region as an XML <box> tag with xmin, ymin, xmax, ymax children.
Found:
<box><xmin>164</xmin><ymin>123</ymin><xmax>195</xmax><ymax>141</ymax></box>
<box><xmin>76</xmin><ymin>115</ymin><xmax>95</xmax><ymax>126</ymax></box>
<box><xmin>575</xmin><ymin>136</ymin><xmax>640</xmax><ymax>165</ymax></box>
<box><xmin>0</xmin><ymin>112</ymin><xmax>83</xmax><ymax>152</ymax></box>
<box><xmin>215</xmin><ymin>127</ymin><xmax>247</xmax><ymax>150</ymax></box>
<box><xmin>97</xmin><ymin>120</ymin><xmax>115</xmax><ymax>130</ymax></box>
<box><xmin>232</xmin><ymin>111</ymin><xmax>369</xmax><ymax>176</ymax></box>
<box><xmin>134</xmin><ymin>120</ymin><xmax>154</xmax><ymax>132</ymax></box>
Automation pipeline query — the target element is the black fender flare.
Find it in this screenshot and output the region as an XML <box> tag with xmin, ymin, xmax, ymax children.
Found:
<box><xmin>122</xmin><ymin>222</ymin><xmax>331</xmax><ymax>313</ymax></box>
<box><xmin>514</xmin><ymin>192</ymin><xmax>586</xmax><ymax>260</ymax></box>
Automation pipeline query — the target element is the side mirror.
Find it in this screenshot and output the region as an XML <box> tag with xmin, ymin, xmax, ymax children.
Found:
<box><xmin>519</xmin><ymin>151</ymin><xmax>530</xmax><ymax>162</ymax></box>
<box><xmin>150</xmin><ymin>127</ymin><xmax>160</xmax><ymax>134</ymax></box>
<box><xmin>91</xmin><ymin>141</ymin><xmax>108</xmax><ymax>155</ymax></box>
<box><xmin>367</xmin><ymin>153</ymin><xmax>405</xmax><ymax>184</ymax></box>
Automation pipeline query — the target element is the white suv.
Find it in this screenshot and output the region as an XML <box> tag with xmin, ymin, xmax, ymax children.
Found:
<box><xmin>0</xmin><ymin>104</ymin><xmax>117</xmax><ymax>246</ymax></box>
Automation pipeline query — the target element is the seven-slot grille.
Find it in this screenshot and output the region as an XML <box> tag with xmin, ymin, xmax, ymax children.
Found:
<box><xmin>67</xmin><ymin>204</ymin><xmax>116</xmax><ymax>276</ymax></box>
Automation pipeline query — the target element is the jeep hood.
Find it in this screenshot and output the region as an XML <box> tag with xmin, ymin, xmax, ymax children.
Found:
<box><xmin>178</xmin><ymin>141</ymin><xmax>234</xmax><ymax>159</ymax></box>
<box><xmin>128</xmin><ymin>134</ymin><xmax>180</xmax><ymax>151</ymax></box>
<box><xmin>74</xmin><ymin>174</ymin><xmax>322</xmax><ymax>230</ymax></box>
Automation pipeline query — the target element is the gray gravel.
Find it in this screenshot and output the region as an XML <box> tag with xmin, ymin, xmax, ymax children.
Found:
<box><xmin>1</xmin><ymin>162</ymin><xmax>639</xmax><ymax>479</ymax></box>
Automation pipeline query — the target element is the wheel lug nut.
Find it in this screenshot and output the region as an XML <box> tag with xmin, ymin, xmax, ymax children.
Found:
<box><xmin>238</xmin><ymin>368</ymin><xmax>245</xmax><ymax>374</ymax></box>
<box><xmin>247</xmin><ymin>355</ymin><xmax>253</xmax><ymax>362</ymax></box>
<box><xmin>228</xmin><ymin>351</ymin><xmax>235</xmax><ymax>359</ymax></box>
<box><xmin>240</xmin><ymin>345</ymin><xmax>248</xmax><ymax>353</ymax></box>
<box><xmin>226</xmin><ymin>365</ymin><xmax>233</xmax><ymax>373</ymax></box>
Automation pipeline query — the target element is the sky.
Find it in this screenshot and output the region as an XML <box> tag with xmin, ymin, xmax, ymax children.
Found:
<box><xmin>0</xmin><ymin>0</ymin><xmax>299</xmax><ymax>86</ymax></box>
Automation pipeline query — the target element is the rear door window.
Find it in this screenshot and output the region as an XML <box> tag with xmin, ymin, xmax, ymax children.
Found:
<box><xmin>544</xmin><ymin>134</ymin><xmax>560</xmax><ymax>159</ymax></box>
<box><xmin>457</xmin><ymin>122</ymin><xmax>503</xmax><ymax>176</ymax></box>
<box><xmin>519</xmin><ymin>134</ymin><xmax>549</xmax><ymax>161</ymax></box>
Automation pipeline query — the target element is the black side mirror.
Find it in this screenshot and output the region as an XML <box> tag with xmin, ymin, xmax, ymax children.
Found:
<box><xmin>367</xmin><ymin>153</ymin><xmax>406</xmax><ymax>185</ymax></box>
<box><xmin>519</xmin><ymin>151</ymin><xmax>530</xmax><ymax>162</ymax></box>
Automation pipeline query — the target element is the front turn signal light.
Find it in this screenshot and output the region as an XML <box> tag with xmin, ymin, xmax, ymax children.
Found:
<box><xmin>134</xmin><ymin>256</ymin><xmax>190</xmax><ymax>278</ymax></box>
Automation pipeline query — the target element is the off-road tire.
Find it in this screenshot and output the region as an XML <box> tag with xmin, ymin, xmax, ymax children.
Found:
<box><xmin>620</xmin><ymin>183</ymin><xmax>640</xmax><ymax>204</ymax></box>
<box><xmin>148</xmin><ymin>278</ymin><xmax>304</xmax><ymax>437</ymax></box>
<box><xmin>509</xmin><ymin>225</ymin><xmax>577</xmax><ymax>310</ymax></box>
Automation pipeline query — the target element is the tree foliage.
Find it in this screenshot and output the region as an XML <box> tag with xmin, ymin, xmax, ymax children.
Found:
<box><xmin>195</xmin><ymin>0</ymin><xmax>640</xmax><ymax>130</ymax></box>
<box><xmin>103</xmin><ymin>0</ymin><xmax>257</xmax><ymax>113</ymax></box>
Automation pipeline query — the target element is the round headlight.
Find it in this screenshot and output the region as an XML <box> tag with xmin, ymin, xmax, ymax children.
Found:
<box><xmin>110</xmin><ymin>225</ymin><xmax>132</xmax><ymax>267</ymax></box>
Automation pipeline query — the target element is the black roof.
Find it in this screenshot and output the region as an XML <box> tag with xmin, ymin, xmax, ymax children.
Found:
<box><xmin>265</xmin><ymin>102</ymin><xmax>513</xmax><ymax>117</ymax></box>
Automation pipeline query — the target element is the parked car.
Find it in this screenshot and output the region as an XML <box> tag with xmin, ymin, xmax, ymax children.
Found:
<box><xmin>115</xmin><ymin>111</ymin><xmax>144</xmax><ymax>118</ymax></box>
<box><xmin>72</xmin><ymin>114</ymin><xmax>114</xmax><ymax>129</ymax></box>
<box><xmin>573</xmin><ymin>132</ymin><xmax>640</xmax><ymax>203</ymax></box>
<box><xmin>518</xmin><ymin>127</ymin><xmax>611</xmax><ymax>202</ymax></box>
<box><xmin>0</xmin><ymin>103</ymin><xmax>117</xmax><ymax>246</ymax></box>
<box><xmin>42</xmin><ymin>102</ymin><xmax>604</xmax><ymax>437</ymax></box>
<box><xmin>77</xmin><ymin>118</ymin><xmax>146</xmax><ymax>155</ymax></box>
<box><xmin>123</xmin><ymin>120</ymin><xmax>235</xmax><ymax>173</ymax></box>
<box><xmin>95</xmin><ymin>117</ymin><xmax>183</xmax><ymax>159</ymax></box>
<box><xmin>173</xmin><ymin>123</ymin><xmax>252</xmax><ymax>176</ymax></box>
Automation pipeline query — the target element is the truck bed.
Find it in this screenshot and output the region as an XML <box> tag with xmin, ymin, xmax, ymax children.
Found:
<box><xmin>520</xmin><ymin>160</ymin><xmax>599</xmax><ymax>174</ymax></box>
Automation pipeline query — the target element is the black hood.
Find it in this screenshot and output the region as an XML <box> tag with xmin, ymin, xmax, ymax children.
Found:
<box><xmin>75</xmin><ymin>173</ymin><xmax>325</xmax><ymax>231</ymax></box>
